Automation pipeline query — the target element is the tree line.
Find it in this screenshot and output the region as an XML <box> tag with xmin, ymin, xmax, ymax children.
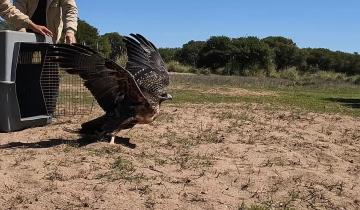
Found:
<box><xmin>75</xmin><ymin>20</ymin><xmax>126</xmax><ymax>62</ymax></box>
<box><xmin>1</xmin><ymin>19</ymin><xmax>359</xmax><ymax>76</ymax></box>
<box><xmin>160</xmin><ymin>36</ymin><xmax>360</xmax><ymax>76</ymax></box>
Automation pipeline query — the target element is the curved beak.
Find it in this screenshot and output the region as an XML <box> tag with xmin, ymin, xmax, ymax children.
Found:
<box><xmin>160</xmin><ymin>93</ymin><xmax>172</xmax><ymax>102</ymax></box>
<box><xmin>166</xmin><ymin>93</ymin><xmax>173</xmax><ymax>101</ymax></box>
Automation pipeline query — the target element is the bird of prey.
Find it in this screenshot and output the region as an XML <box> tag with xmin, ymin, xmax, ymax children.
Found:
<box><xmin>46</xmin><ymin>34</ymin><xmax>172</xmax><ymax>143</ymax></box>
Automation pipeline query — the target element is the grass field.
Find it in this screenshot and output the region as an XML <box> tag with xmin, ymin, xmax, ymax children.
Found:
<box><xmin>169</xmin><ymin>74</ymin><xmax>360</xmax><ymax>117</ymax></box>
<box><xmin>0</xmin><ymin>73</ymin><xmax>359</xmax><ymax>210</ymax></box>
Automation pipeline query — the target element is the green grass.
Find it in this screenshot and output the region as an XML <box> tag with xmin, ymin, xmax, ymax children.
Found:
<box><xmin>168</xmin><ymin>74</ymin><xmax>360</xmax><ymax>117</ymax></box>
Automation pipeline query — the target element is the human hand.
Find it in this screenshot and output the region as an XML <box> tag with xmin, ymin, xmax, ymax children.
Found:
<box><xmin>65</xmin><ymin>30</ymin><xmax>76</xmax><ymax>44</ymax></box>
<box><xmin>28</xmin><ymin>22</ymin><xmax>53</xmax><ymax>37</ymax></box>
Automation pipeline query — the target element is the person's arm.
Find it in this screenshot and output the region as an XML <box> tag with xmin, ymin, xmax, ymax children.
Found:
<box><xmin>0</xmin><ymin>0</ymin><xmax>30</xmax><ymax>28</ymax></box>
<box><xmin>61</xmin><ymin>0</ymin><xmax>78</xmax><ymax>44</ymax></box>
<box><xmin>0</xmin><ymin>0</ymin><xmax>53</xmax><ymax>37</ymax></box>
<box><xmin>13</xmin><ymin>0</ymin><xmax>28</xmax><ymax>32</ymax></box>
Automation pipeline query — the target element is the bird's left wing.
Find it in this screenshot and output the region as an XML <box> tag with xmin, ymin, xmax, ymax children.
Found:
<box><xmin>45</xmin><ymin>43</ymin><xmax>150</xmax><ymax>112</ymax></box>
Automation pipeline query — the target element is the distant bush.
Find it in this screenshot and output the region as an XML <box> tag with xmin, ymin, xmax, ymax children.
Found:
<box><xmin>298</xmin><ymin>70</ymin><xmax>360</xmax><ymax>85</ymax></box>
<box><xmin>279</xmin><ymin>68</ymin><xmax>300</xmax><ymax>81</ymax></box>
<box><xmin>212</xmin><ymin>67</ymin><xmax>226</xmax><ymax>75</ymax></box>
<box><xmin>224</xmin><ymin>61</ymin><xmax>242</xmax><ymax>75</ymax></box>
<box><xmin>166</xmin><ymin>61</ymin><xmax>211</xmax><ymax>75</ymax></box>
<box><xmin>223</xmin><ymin>62</ymin><xmax>269</xmax><ymax>77</ymax></box>
<box><xmin>243</xmin><ymin>68</ymin><xmax>268</xmax><ymax>77</ymax></box>
<box><xmin>166</xmin><ymin>60</ymin><xmax>359</xmax><ymax>84</ymax></box>
<box><xmin>166</xmin><ymin>61</ymin><xmax>192</xmax><ymax>73</ymax></box>
<box><xmin>312</xmin><ymin>71</ymin><xmax>347</xmax><ymax>81</ymax></box>
<box><xmin>348</xmin><ymin>75</ymin><xmax>360</xmax><ymax>85</ymax></box>
<box><xmin>269</xmin><ymin>68</ymin><xmax>280</xmax><ymax>78</ymax></box>
<box><xmin>199</xmin><ymin>68</ymin><xmax>211</xmax><ymax>75</ymax></box>
<box><xmin>188</xmin><ymin>67</ymin><xmax>199</xmax><ymax>74</ymax></box>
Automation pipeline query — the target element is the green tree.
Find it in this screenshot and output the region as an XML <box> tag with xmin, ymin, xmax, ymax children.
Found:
<box><xmin>76</xmin><ymin>19</ymin><xmax>99</xmax><ymax>49</ymax></box>
<box><xmin>75</xmin><ymin>19</ymin><xmax>112</xmax><ymax>57</ymax></box>
<box><xmin>97</xmin><ymin>35</ymin><xmax>111</xmax><ymax>57</ymax></box>
<box><xmin>158</xmin><ymin>48</ymin><xmax>180</xmax><ymax>62</ymax></box>
<box><xmin>304</xmin><ymin>48</ymin><xmax>333</xmax><ymax>72</ymax></box>
<box><xmin>263</xmin><ymin>36</ymin><xmax>299</xmax><ymax>70</ymax></box>
<box><xmin>176</xmin><ymin>40</ymin><xmax>206</xmax><ymax>66</ymax></box>
<box><xmin>198</xmin><ymin>36</ymin><xmax>234</xmax><ymax>69</ymax></box>
<box><xmin>229</xmin><ymin>37</ymin><xmax>272</xmax><ymax>75</ymax></box>
<box><xmin>102</xmin><ymin>32</ymin><xmax>125</xmax><ymax>61</ymax></box>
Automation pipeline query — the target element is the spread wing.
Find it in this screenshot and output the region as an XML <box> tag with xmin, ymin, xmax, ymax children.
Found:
<box><xmin>45</xmin><ymin>44</ymin><xmax>149</xmax><ymax>112</ymax></box>
<box><xmin>123</xmin><ymin>34</ymin><xmax>170</xmax><ymax>98</ymax></box>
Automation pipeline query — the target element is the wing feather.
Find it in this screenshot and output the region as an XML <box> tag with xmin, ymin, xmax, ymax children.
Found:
<box><xmin>123</xmin><ymin>34</ymin><xmax>170</xmax><ymax>95</ymax></box>
<box><xmin>46</xmin><ymin>44</ymin><xmax>149</xmax><ymax>112</ymax></box>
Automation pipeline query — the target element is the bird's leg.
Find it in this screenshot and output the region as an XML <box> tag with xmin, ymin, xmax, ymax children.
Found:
<box><xmin>109</xmin><ymin>129</ymin><xmax>124</xmax><ymax>145</ymax></box>
<box><xmin>109</xmin><ymin>117</ymin><xmax>137</xmax><ymax>145</ymax></box>
<box><xmin>110</xmin><ymin>135</ymin><xmax>116</xmax><ymax>144</ymax></box>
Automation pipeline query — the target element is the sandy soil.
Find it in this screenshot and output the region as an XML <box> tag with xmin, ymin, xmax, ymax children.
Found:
<box><xmin>200</xmin><ymin>87</ymin><xmax>276</xmax><ymax>96</ymax></box>
<box><xmin>0</xmin><ymin>103</ymin><xmax>359</xmax><ymax>210</ymax></box>
<box><xmin>173</xmin><ymin>86</ymin><xmax>276</xmax><ymax>97</ymax></box>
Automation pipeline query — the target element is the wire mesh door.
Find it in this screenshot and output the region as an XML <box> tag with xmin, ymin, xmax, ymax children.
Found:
<box><xmin>42</xmin><ymin>50</ymin><xmax>95</xmax><ymax>117</ymax></box>
<box><xmin>15</xmin><ymin>42</ymin><xmax>94</xmax><ymax>119</ymax></box>
<box><xmin>55</xmin><ymin>70</ymin><xmax>95</xmax><ymax>117</ymax></box>
<box><xmin>41</xmin><ymin>54</ymin><xmax>59</xmax><ymax>116</ymax></box>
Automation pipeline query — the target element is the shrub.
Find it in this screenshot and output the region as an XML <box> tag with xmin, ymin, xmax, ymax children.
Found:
<box><xmin>199</xmin><ymin>68</ymin><xmax>211</xmax><ymax>75</ymax></box>
<box><xmin>212</xmin><ymin>67</ymin><xmax>226</xmax><ymax>75</ymax></box>
<box><xmin>269</xmin><ymin>68</ymin><xmax>280</xmax><ymax>78</ymax></box>
<box><xmin>166</xmin><ymin>61</ymin><xmax>192</xmax><ymax>73</ymax></box>
<box><xmin>279</xmin><ymin>67</ymin><xmax>300</xmax><ymax>81</ymax></box>
<box><xmin>348</xmin><ymin>75</ymin><xmax>360</xmax><ymax>85</ymax></box>
<box><xmin>314</xmin><ymin>71</ymin><xmax>347</xmax><ymax>81</ymax></box>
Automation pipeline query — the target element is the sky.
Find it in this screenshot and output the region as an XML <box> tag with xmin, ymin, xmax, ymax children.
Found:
<box><xmin>77</xmin><ymin>0</ymin><xmax>360</xmax><ymax>52</ymax></box>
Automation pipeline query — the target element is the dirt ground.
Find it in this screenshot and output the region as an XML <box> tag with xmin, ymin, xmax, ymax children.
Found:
<box><xmin>0</xmin><ymin>103</ymin><xmax>359</xmax><ymax>210</ymax></box>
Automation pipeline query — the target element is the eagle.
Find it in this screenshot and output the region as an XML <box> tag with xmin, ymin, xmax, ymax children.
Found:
<box><xmin>46</xmin><ymin>34</ymin><xmax>172</xmax><ymax>144</ymax></box>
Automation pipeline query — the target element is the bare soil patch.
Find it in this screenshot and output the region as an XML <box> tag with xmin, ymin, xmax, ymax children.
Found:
<box><xmin>200</xmin><ymin>87</ymin><xmax>276</xmax><ymax>97</ymax></box>
<box><xmin>0</xmin><ymin>104</ymin><xmax>359</xmax><ymax>209</ymax></box>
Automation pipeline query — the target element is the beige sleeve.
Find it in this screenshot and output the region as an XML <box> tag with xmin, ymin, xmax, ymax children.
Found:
<box><xmin>61</xmin><ymin>0</ymin><xmax>78</xmax><ymax>33</ymax></box>
<box><xmin>0</xmin><ymin>0</ymin><xmax>31</xmax><ymax>28</ymax></box>
<box><xmin>13</xmin><ymin>0</ymin><xmax>28</xmax><ymax>15</ymax></box>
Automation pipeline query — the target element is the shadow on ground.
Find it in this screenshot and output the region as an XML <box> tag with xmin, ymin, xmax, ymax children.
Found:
<box><xmin>0</xmin><ymin>136</ymin><xmax>136</xmax><ymax>149</ymax></box>
<box><xmin>326</xmin><ymin>98</ymin><xmax>360</xmax><ymax>109</ymax></box>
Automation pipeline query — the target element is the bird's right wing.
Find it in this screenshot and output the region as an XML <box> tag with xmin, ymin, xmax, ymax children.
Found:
<box><xmin>123</xmin><ymin>34</ymin><xmax>170</xmax><ymax>95</ymax></box>
<box><xmin>45</xmin><ymin>44</ymin><xmax>150</xmax><ymax>112</ymax></box>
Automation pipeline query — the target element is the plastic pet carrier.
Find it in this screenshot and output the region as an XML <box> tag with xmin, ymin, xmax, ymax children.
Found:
<box><xmin>0</xmin><ymin>30</ymin><xmax>54</xmax><ymax>132</ymax></box>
